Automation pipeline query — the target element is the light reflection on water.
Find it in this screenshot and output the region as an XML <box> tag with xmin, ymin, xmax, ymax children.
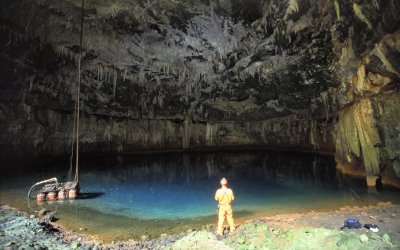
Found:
<box><xmin>1</xmin><ymin>151</ymin><xmax>399</xmax><ymax>240</ymax></box>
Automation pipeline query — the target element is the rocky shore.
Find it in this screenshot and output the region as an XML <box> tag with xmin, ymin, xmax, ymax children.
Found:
<box><xmin>1</xmin><ymin>203</ymin><xmax>399</xmax><ymax>249</ymax></box>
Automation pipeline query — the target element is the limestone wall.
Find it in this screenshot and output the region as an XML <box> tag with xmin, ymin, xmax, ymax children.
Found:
<box><xmin>0</xmin><ymin>104</ymin><xmax>335</xmax><ymax>161</ymax></box>
<box><xmin>334</xmin><ymin>31</ymin><xmax>400</xmax><ymax>187</ymax></box>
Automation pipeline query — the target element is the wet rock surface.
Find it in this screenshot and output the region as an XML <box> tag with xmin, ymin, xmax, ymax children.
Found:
<box><xmin>0</xmin><ymin>205</ymin><xmax>82</xmax><ymax>250</ymax></box>
<box><xmin>0</xmin><ymin>0</ymin><xmax>399</xmax><ymax>184</ymax></box>
<box><xmin>0</xmin><ymin>205</ymin><xmax>185</xmax><ymax>250</ymax></box>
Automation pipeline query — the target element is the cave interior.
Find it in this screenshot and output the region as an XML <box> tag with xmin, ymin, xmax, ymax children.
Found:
<box><xmin>0</xmin><ymin>0</ymin><xmax>400</xmax><ymax>189</ymax></box>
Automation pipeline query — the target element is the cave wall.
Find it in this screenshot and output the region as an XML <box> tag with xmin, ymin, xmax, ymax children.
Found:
<box><xmin>0</xmin><ymin>0</ymin><xmax>399</xmax><ymax>186</ymax></box>
<box><xmin>0</xmin><ymin>104</ymin><xmax>334</xmax><ymax>160</ymax></box>
<box><xmin>335</xmin><ymin>30</ymin><xmax>400</xmax><ymax>187</ymax></box>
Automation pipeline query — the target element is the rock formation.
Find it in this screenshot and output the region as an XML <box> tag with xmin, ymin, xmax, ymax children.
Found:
<box><xmin>0</xmin><ymin>0</ymin><xmax>399</xmax><ymax>187</ymax></box>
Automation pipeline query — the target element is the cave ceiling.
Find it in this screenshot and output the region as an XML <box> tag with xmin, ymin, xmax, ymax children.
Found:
<box><xmin>1</xmin><ymin>0</ymin><xmax>399</xmax><ymax>121</ymax></box>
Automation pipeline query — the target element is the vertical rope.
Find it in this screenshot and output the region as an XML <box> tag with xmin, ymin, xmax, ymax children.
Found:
<box><xmin>74</xmin><ymin>0</ymin><xmax>84</xmax><ymax>182</ymax></box>
<box><xmin>74</xmin><ymin>58</ymin><xmax>80</xmax><ymax>182</ymax></box>
<box><xmin>68</xmin><ymin>101</ymin><xmax>76</xmax><ymax>181</ymax></box>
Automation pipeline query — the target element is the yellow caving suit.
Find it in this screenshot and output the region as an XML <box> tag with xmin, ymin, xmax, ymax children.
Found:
<box><xmin>215</xmin><ymin>187</ymin><xmax>235</xmax><ymax>235</ymax></box>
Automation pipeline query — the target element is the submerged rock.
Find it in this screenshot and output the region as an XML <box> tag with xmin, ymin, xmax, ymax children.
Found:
<box><xmin>41</xmin><ymin>211</ymin><xmax>56</xmax><ymax>225</ymax></box>
<box><xmin>38</xmin><ymin>208</ymin><xmax>48</xmax><ymax>217</ymax></box>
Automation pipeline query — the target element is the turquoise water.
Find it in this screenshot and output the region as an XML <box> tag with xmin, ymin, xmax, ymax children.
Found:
<box><xmin>1</xmin><ymin>151</ymin><xmax>400</xmax><ymax>239</ymax></box>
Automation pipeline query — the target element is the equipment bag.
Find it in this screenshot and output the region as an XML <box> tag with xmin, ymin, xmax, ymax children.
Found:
<box><xmin>344</xmin><ymin>218</ymin><xmax>362</xmax><ymax>229</ymax></box>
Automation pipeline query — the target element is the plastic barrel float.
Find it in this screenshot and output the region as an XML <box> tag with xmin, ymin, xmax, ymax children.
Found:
<box><xmin>28</xmin><ymin>178</ymin><xmax>79</xmax><ymax>201</ymax></box>
<box><xmin>37</xmin><ymin>193</ymin><xmax>46</xmax><ymax>201</ymax></box>
<box><xmin>68</xmin><ymin>189</ymin><xmax>77</xmax><ymax>199</ymax></box>
<box><xmin>58</xmin><ymin>190</ymin><xmax>66</xmax><ymax>200</ymax></box>
<box><xmin>47</xmin><ymin>192</ymin><xmax>57</xmax><ymax>201</ymax></box>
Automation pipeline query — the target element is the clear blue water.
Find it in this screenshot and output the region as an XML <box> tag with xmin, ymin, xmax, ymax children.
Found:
<box><xmin>1</xmin><ymin>151</ymin><xmax>399</xmax><ymax>239</ymax></box>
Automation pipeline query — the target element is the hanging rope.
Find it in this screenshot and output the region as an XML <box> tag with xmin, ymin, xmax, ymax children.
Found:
<box><xmin>68</xmin><ymin>75</ymin><xmax>79</xmax><ymax>181</ymax></box>
<box><xmin>68</xmin><ymin>101</ymin><xmax>76</xmax><ymax>181</ymax></box>
<box><xmin>74</xmin><ymin>0</ymin><xmax>85</xmax><ymax>183</ymax></box>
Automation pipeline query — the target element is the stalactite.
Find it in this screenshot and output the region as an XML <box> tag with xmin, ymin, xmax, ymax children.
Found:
<box><xmin>139</xmin><ymin>67</ymin><xmax>146</xmax><ymax>82</ymax></box>
<box><xmin>220</xmin><ymin>48</ymin><xmax>224</xmax><ymax>61</ymax></box>
<box><xmin>4</xmin><ymin>28</ymin><xmax>25</xmax><ymax>46</ymax></box>
<box><xmin>54</xmin><ymin>45</ymin><xmax>76</xmax><ymax>62</ymax></box>
<box><xmin>352</xmin><ymin>3</ymin><xmax>372</xmax><ymax>29</ymax></box>
<box><xmin>339</xmin><ymin>37</ymin><xmax>354</xmax><ymax>67</ymax></box>
<box><xmin>178</xmin><ymin>67</ymin><xmax>187</xmax><ymax>85</ymax></box>
<box><xmin>97</xmin><ymin>63</ymin><xmax>103</xmax><ymax>81</ymax></box>
<box><xmin>372</xmin><ymin>43</ymin><xmax>400</xmax><ymax>77</ymax></box>
<box><xmin>320</xmin><ymin>91</ymin><xmax>329</xmax><ymax>121</ymax></box>
<box><xmin>96</xmin><ymin>63</ymin><xmax>119</xmax><ymax>96</ymax></box>
<box><xmin>334</xmin><ymin>0</ymin><xmax>341</xmax><ymax>21</ymax></box>
<box><xmin>309</xmin><ymin>120</ymin><xmax>319</xmax><ymax>149</ymax></box>
<box><xmin>113</xmin><ymin>68</ymin><xmax>118</xmax><ymax>97</ymax></box>
<box><xmin>372</xmin><ymin>0</ymin><xmax>380</xmax><ymax>9</ymax></box>
<box><xmin>354</xmin><ymin>64</ymin><xmax>366</xmax><ymax>93</ymax></box>
<box><xmin>336</xmin><ymin>100</ymin><xmax>381</xmax><ymax>176</ymax></box>
<box><xmin>28</xmin><ymin>75</ymin><xmax>35</xmax><ymax>92</ymax></box>
<box><xmin>285</xmin><ymin>0</ymin><xmax>299</xmax><ymax>20</ymax></box>
<box><xmin>289</xmin><ymin>15</ymin><xmax>313</xmax><ymax>34</ymax></box>
<box><xmin>206</xmin><ymin>123</ymin><xmax>213</xmax><ymax>145</ymax></box>
<box><xmin>123</xmin><ymin>69</ymin><xmax>128</xmax><ymax>81</ymax></box>
<box><xmin>155</xmin><ymin>75</ymin><xmax>161</xmax><ymax>86</ymax></box>
<box><xmin>223</xmin><ymin>19</ymin><xmax>229</xmax><ymax>37</ymax></box>
<box><xmin>158</xmin><ymin>95</ymin><xmax>164</xmax><ymax>109</ymax></box>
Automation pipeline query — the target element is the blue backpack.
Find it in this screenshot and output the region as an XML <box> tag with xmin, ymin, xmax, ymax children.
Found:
<box><xmin>344</xmin><ymin>218</ymin><xmax>362</xmax><ymax>229</ymax></box>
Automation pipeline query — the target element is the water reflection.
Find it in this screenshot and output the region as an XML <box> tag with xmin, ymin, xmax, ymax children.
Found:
<box><xmin>2</xmin><ymin>151</ymin><xmax>400</xmax><ymax>240</ymax></box>
<box><xmin>56</xmin><ymin>151</ymin><xmax>369</xmax><ymax>219</ymax></box>
<box><xmin>80</xmin><ymin>152</ymin><xmax>339</xmax><ymax>187</ymax></box>
<box><xmin>78</xmin><ymin>192</ymin><xmax>106</xmax><ymax>199</ymax></box>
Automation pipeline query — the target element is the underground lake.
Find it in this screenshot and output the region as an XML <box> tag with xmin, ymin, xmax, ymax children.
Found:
<box><xmin>2</xmin><ymin>0</ymin><xmax>400</xmax><ymax>248</ymax></box>
<box><xmin>1</xmin><ymin>151</ymin><xmax>399</xmax><ymax>241</ymax></box>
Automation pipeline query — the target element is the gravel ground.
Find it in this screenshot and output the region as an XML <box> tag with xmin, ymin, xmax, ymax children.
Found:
<box><xmin>1</xmin><ymin>203</ymin><xmax>399</xmax><ymax>249</ymax></box>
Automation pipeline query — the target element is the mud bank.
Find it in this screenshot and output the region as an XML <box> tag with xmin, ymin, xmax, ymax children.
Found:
<box><xmin>1</xmin><ymin>203</ymin><xmax>399</xmax><ymax>249</ymax></box>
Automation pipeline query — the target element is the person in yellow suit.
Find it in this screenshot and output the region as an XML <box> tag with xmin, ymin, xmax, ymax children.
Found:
<box><xmin>215</xmin><ymin>177</ymin><xmax>235</xmax><ymax>236</ymax></box>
